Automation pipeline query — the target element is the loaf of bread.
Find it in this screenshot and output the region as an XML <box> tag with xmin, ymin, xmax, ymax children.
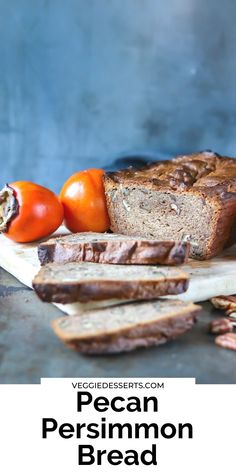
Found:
<box><xmin>38</xmin><ymin>232</ymin><xmax>189</xmax><ymax>266</ymax></box>
<box><xmin>104</xmin><ymin>151</ymin><xmax>236</xmax><ymax>260</ymax></box>
<box><xmin>33</xmin><ymin>262</ymin><xmax>189</xmax><ymax>304</ymax></box>
<box><xmin>52</xmin><ymin>299</ymin><xmax>200</xmax><ymax>354</ymax></box>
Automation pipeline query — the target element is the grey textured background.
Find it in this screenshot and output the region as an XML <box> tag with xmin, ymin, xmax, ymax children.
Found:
<box><xmin>1</xmin><ymin>0</ymin><xmax>236</xmax><ymax>192</ymax></box>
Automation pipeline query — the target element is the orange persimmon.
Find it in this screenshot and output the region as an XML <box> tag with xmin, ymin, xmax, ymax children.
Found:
<box><xmin>60</xmin><ymin>169</ymin><xmax>110</xmax><ymax>232</ymax></box>
<box><xmin>0</xmin><ymin>181</ymin><xmax>64</xmax><ymax>243</ymax></box>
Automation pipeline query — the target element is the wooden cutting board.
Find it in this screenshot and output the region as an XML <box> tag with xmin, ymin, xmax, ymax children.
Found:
<box><xmin>1</xmin><ymin>227</ymin><xmax>236</xmax><ymax>314</ymax></box>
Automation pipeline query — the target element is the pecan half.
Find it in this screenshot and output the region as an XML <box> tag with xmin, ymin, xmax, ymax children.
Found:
<box><xmin>209</xmin><ymin>318</ymin><xmax>233</xmax><ymax>335</ymax></box>
<box><xmin>211</xmin><ymin>295</ymin><xmax>236</xmax><ymax>313</ymax></box>
<box><xmin>215</xmin><ymin>332</ymin><xmax>236</xmax><ymax>351</ymax></box>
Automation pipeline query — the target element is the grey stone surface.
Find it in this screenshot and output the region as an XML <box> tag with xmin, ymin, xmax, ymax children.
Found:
<box><xmin>0</xmin><ymin>1</ymin><xmax>236</xmax><ymax>192</ymax></box>
<box><xmin>0</xmin><ymin>267</ymin><xmax>235</xmax><ymax>384</ymax></box>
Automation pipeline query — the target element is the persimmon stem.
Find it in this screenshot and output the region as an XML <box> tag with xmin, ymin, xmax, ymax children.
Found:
<box><xmin>0</xmin><ymin>185</ymin><xmax>19</xmax><ymax>232</ymax></box>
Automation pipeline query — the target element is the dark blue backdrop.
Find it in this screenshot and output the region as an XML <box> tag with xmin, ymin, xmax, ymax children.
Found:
<box><xmin>1</xmin><ymin>0</ymin><xmax>236</xmax><ymax>191</ymax></box>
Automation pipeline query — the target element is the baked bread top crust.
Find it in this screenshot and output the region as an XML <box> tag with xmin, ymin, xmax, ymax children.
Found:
<box><xmin>105</xmin><ymin>151</ymin><xmax>236</xmax><ymax>195</ymax></box>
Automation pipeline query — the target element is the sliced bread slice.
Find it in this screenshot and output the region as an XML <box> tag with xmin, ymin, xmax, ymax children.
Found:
<box><xmin>38</xmin><ymin>232</ymin><xmax>189</xmax><ymax>266</ymax></box>
<box><xmin>52</xmin><ymin>299</ymin><xmax>201</xmax><ymax>354</ymax></box>
<box><xmin>33</xmin><ymin>262</ymin><xmax>189</xmax><ymax>304</ymax></box>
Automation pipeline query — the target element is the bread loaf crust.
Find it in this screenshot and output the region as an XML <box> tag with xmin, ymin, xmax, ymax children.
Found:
<box><xmin>105</xmin><ymin>151</ymin><xmax>236</xmax><ymax>192</ymax></box>
<box><xmin>104</xmin><ymin>152</ymin><xmax>236</xmax><ymax>260</ymax></box>
<box><xmin>38</xmin><ymin>233</ymin><xmax>189</xmax><ymax>266</ymax></box>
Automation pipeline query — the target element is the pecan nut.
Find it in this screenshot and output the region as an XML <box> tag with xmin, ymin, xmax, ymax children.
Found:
<box><xmin>209</xmin><ymin>318</ymin><xmax>233</xmax><ymax>335</ymax></box>
<box><xmin>211</xmin><ymin>295</ymin><xmax>236</xmax><ymax>312</ymax></box>
<box><xmin>215</xmin><ymin>332</ymin><xmax>236</xmax><ymax>351</ymax></box>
